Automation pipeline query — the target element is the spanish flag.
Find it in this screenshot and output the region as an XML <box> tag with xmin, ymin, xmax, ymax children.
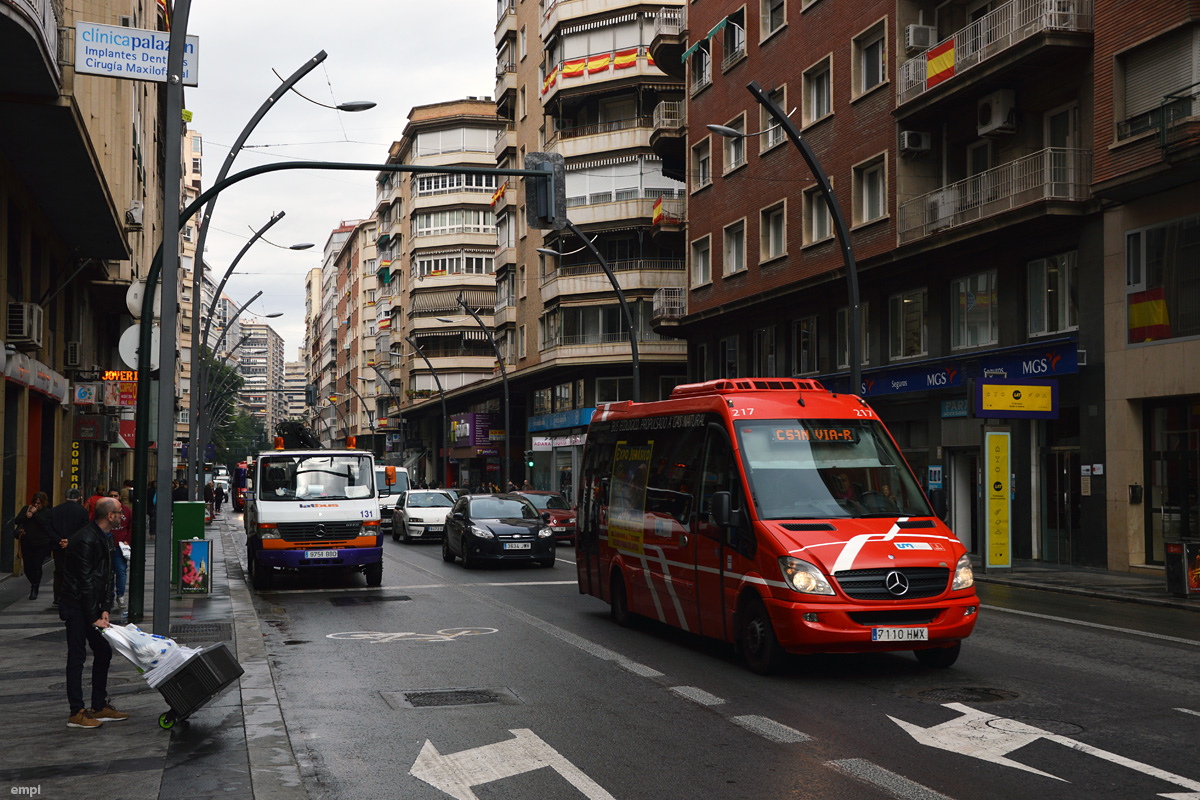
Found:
<box><xmin>541</xmin><ymin>66</ymin><xmax>558</xmax><ymax>95</ymax></box>
<box><xmin>645</xmin><ymin>50</ymin><xmax>655</xmax><ymax>67</ymax></box>
<box><xmin>925</xmin><ymin>39</ymin><xmax>954</xmax><ymax>88</ymax></box>
<box><xmin>1128</xmin><ymin>287</ymin><xmax>1171</xmax><ymax>342</ymax></box>
<box><xmin>490</xmin><ymin>180</ymin><xmax>508</xmax><ymax>207</ymax></box>
<box><xmin>562</xmin><ymin>58</ymin><xmax>586</xmax><ymax>78</ymax></box>
<box><xmin>614</xmin><ymin>48</ymin><xmax>638</xmax><ymax>70</ymax></box>
<box><xmin>378</xmin><ymin>317</ymin><xmax>391</xmax><ymax>330</ymax></box>
<box><xmin>158</xmin><ymin>0</ymin><xmax>169</xmax><ymax>30</ymax></box>
<box><xmin>652</xmin><ymin>197</ymin><xmax>664</xmax><ymax>224</ymax></box>
<box><xmin>587</xmin><ymin>53</ymin><xmax>611</xmax><ymax>74</ymax></box>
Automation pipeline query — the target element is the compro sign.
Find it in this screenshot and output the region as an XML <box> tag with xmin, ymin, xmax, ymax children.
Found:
<box><xmin>74</xmin><ymin>22</ymin><xmax>199</xmax><ymax>86</ymax></box>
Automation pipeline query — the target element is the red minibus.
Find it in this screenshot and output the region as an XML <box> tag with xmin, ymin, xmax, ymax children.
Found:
<box><xmin>575</xmin><ymin>378</ymin><xmax>978</xmax><ymax>673</ymax></box>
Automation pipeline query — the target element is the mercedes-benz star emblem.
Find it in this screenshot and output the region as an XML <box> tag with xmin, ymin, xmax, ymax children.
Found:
<box><xmin>885</xmin><ymin>570</ymin><xmax>910</xmax><ymax>596</ymax></box>
<box><xmin>315</xmin><ymin>524</ymin><xmax>326</xmax><ymax>538</ymax></box>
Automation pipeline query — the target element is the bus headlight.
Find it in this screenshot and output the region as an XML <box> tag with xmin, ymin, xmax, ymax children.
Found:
<box><xmin>779</xmin><ymin>557</ymin><xmax>834</xmax><ymax>596</ymax></box>
<box><xmin>952</xmin><ymin>554</ymin><xmax>974</xmax><ymax>590</ymax></box>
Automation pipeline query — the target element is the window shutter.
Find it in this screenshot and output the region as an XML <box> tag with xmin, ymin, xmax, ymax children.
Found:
<box><xmin>1124</xmin><ymin>27</ymin><xmax>1195</xmax><ymax>118</ymax></box>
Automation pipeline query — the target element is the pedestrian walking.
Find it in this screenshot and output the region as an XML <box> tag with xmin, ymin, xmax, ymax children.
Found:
<box><xmin>14</xmin><ymin>492</ymin><xmax>52</xmax><ymax>600</ymax></box>
<box><xmin>108</xmin><ymin>491</ymin><xmax>132</xmax><ymax>611</ymax></box>
<box><xmin>214</xmin><ymin>483</ymin><xmax>225</xmax><ymax>514</ymax></box>
<box><xmin>45</xmin><ymin>489</ymin><xmax>89</xmax><ymax>605</ymax></box>
<box><xmin>84</xmin><ymin>485</ymin><xmax>107</xmax><ymax>520</ymax></box>
<box><xmin>172</xmin><ymin>480</ymin><xmax>188</xmax><ymax>502</ymax></box>
<box><xmin>521</xmin><ymin>479</ymin><xmax>533</xmax><ymax>491</ymax></box>
<box><xmin>203</xmin><ymin>481</ymin><xmax>215</xmax><ymax>521</ymax></box>
<box><xmin>60</xmin><ymin>496</ymin><xmax>128</xmax><ymax>729</ymax></box>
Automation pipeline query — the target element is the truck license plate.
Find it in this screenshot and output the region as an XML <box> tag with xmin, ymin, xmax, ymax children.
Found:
<box><xmin>872</xmin><ymin>627</ymin><xmax>928</xmax><ymax>642</ymax></box>
<box><xmin>503</xmin><ymin>542</ymin><xmax>531</xmax><ymax>550</ymax></box>
<box><xmin>305</xmin><ymin>550</ymin><xmax>338</xmax><ymax>559</ymax></box>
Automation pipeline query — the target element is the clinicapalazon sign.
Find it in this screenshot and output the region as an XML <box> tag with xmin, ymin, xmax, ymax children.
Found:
<box><xmin>74</xmin><ymin>22</ymin><xmax>199</xmax><ymax>86</ymax></box>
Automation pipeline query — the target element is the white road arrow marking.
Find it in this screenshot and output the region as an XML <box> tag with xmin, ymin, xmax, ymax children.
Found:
<box><xmin>891</xmin><ymin>703</ymin><xmax>1200</xmax><ymax>797</ymax></box>
<box><xmin>409</xmin><ymin>728</ymin><xmax>616</xmax><ymax>800</ymax></box>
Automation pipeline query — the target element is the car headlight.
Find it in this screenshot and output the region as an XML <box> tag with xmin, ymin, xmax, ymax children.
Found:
<box><xmin>565</xmin><ymin>517</ymin><xmax>576</xmax><ymax>525</ymax></box>
<box><xmin>470</xmin><ymin>525</ymin><xmax>495</xmax><ymax>539</ymax></box>
<box><xmin>952</xmin><ymin>554</ymin><xmax>975</xmax><ymax>590</ymax></box>
<box><xmin>778</xmin><ymin>557</ymin><xmax>835</xmax><ymax>595</ymax></box>
<box><xmin>537</xmin><ymin>527</ymin><xmax>553</xmax><ymax>538</ymax></box>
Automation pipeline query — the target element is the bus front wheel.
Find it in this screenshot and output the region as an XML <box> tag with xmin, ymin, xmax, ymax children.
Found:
<box><xmin>740</xmin><ymin>597</ymin><xmax>784</xmax><ymax>675</ymax></box>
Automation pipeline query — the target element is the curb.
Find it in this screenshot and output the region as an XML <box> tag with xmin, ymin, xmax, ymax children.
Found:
<box><xmin>974</xmin><ymin>574</ymin><xmax>1200</xmax><ymax>613</ymax></box>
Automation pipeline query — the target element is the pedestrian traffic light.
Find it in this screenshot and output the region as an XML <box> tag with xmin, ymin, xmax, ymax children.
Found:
<box><xmin>525</xmin><ymin>450</ymin><xmax>535</xmax><ymax>468</ymax></box>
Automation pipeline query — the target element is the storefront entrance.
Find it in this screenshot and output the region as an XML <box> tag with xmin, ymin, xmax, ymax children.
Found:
<box><xmin>1040</xmin><ymin>449</ymin><xmax>1082</xmax><ymax>564</ymax></box>
<box><xmin>1145</xmin><ymin>400</ymin><xmax>1200</xmax><ymax>565</ymax></box>
<box><xmin>948</xmin><ymin>449</ymin><xmax>980</xmax><ymax>553</ymax></box>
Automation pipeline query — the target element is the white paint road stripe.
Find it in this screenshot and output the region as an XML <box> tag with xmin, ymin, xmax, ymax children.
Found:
<box><xmin>1178</xmin><ymin>708</ymin><xmax>1200</xmax><ymax>718</ymax></box>
<box><xmin>670</xmin><ymin>686</ymin><xmax>726</xmax><ymax>706</ymax></box>
<box><xmin>262</xmin><ymin>580</ymin><xmax>577</xmax><ymax>594</ymax></box>
<box><xmin>730</xmin><ymin>715</ymin><xmax>811</xmax><ymax>744</ymax></box>
<box><xmin>828</xmin><ymin>759</ymin><xmax>955</xmax><ymax>800</ymax></box>
<box><xmin>981</xmin><ymin>604</ymin><xmax>1200</xmax><ymax>647</ymax></box>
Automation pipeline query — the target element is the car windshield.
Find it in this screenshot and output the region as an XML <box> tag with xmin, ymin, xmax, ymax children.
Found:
<box><xmin>258</xmin><ymin>455</ymin><xmax>375</xmax><ymax>502</ymax></box>
<box><xmin>470</xmin><ymin>497</ymin><xmax>538</xmax><ymax>520</ymax></box>
<box><xmin>522</xmin><ymin>493</ymin><xmax>570</xmax><ymax>510</ymax></box>
<box><xmin>409</xmin><ymin>492</ymin><xmax>454</xmax><ymax>508</ymax></box>
<box><xmin>735</xmin><ymin>419</ymin><xmax>932</xmax><ymax>520</ymax></box>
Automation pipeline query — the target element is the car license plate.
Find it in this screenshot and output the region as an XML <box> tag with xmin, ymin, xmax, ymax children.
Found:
<box><xmin>552</xmin><ymin>526</ymin><xmax>567</xmax><ymax>532</ymax></box>
<box><xmin>426</xmin><ymin>526</ymin><xmax>443</xmax><ymax>533</ymax></box>
<box><xmin>872</xmin><ymin>627</ymin><xmax>928</xmax><ymax>642</ymax></box>
<box><xmin>503</xmin><ymin>542</ymin><xmax>531</xmax><ymax>550</ymax></box>
<box><xmin>305</xmin><ymin>550</ymin><xmax>338</xmax><ymax>559</ymax></box>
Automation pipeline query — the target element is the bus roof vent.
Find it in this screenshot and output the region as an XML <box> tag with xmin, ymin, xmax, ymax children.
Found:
<box><xmin>668</xmin><ymin>379</ymin><xmax>828</xmax><ymax>400</ymax></box>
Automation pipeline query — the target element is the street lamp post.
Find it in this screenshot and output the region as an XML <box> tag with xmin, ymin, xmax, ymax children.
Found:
<box><xmin>405</xmin><ymin>335</ymin><xmax>449</xmax><ymax>488</ymax></box>
<box><xmin>708</xmin><ymin>82</ymin><xmax>862</xmax><ymax>394</ymax></box>
<box><xmin>538</xmin><ymin>221</ymin><xmax>640</xmax><ymax>402</ymax></box>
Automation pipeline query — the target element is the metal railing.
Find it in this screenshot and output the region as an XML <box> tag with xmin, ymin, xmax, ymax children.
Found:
<box><xmin>653</xmin><ymin>100</ymin><xmax>686</xmax><ymax>130</ymax></box>
<box><xmin>658</xmin><ymin>197</ymin><xmax>686</xmax><ymax>223</ymax></box>
<box><xmin>653</xmin><ymin>287</ymin><xmax>685</xmax><ymax>319</ymax></box>
<box><xmin>1160</xmin><ymin>83</ymin><xmax>1200</xmax><ymax>152</ymax></box>
<box><xmin>495</xmin><ymin>61</ymin><xmax>517</xmax><ymax>79</ymax></box>
<box><xmin>553</xmin><ymin>258</ymin><xmax>684</xmax><ymax>279</ymax></box>
<box><xmin>547</xmin><ymin>330</ymin><xmax>672</xmax><ymax>348</ymax></box>
<box><xmin>563</xmin><ymin>188</ymin><xmax>682</xmax><ymax>207</ymax></box>
<box><xmin>898</xmin><ymin>147</ymin><xmax>1092</xmax><ymax>243</ymax></box>
<box><xmin>654</xmin><ymin>7</ymin><xmax>683</xmax><ymax>38</ymax></box>
<box><xmin>897</xmin><ymin>0</ymin><xmax>1093</xmax><ymax>106</ymax></box>
<box><xmin>691</xmin><ymin>59</ymin><xmax>712</xmax><ymax>94</ymax></box>
<box><xmin>721</xmin><ymin>40</ymin><xmax>746</xmax><ymax>72</ymax></box>
<box><xmin>548</xmin><ymin>116</ymin><xmax>653</xmax><ymax>145</ymax></box>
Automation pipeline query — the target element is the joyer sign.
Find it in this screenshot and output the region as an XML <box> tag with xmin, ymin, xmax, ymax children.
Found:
<box><xmin>74</xmin><ymin>22</ymin><xmax>199</xmax><ymax>86</ymax></box>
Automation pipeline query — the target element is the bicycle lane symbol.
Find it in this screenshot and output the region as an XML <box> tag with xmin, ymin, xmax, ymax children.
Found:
<box><xmin>326</xmin><ymin>628</ymin><xmax>498</xmax><ymax>643</ymax></box>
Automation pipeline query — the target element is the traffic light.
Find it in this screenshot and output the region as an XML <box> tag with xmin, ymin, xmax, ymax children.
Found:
<box><xmin>524</xmin><ymin>152</ymin><xmax>566</xmax><ymax>230</ymax></box>
<box><xmin>305</xmin><ymin>384</ymin><xmax>317</xmax><ymax>406</ymax></box>
<box><xmin>525</xmin><ymin>450</ymin><xmax>535</xmax><ymax>468</ymax></box>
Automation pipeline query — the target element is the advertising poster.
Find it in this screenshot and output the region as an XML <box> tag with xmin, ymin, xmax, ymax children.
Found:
<box><xmin>985</xmin><ymin>431</ymin><xmax>1011</xmax><ymax>569</ymax></box>
<box><xmin>1189</xmin><ymin>543</ymin><xmax>1200</xmax><ymax>594</ymax></box>
<box><xmin>179</xmin><ymin>539</ymin><xmax>211</xmax><ymax>594</ymax></box>
<box><xmin>608</xmin><ymin>440</ymin><xmax>653</xmax><ymax>555</ymax></box>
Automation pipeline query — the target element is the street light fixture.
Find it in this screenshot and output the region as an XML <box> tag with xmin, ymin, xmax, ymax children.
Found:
<box><xmin>270</xmin><ymin>68</ymin><xmax>376</xmax><ymax>113</ymax></box>
<box><xmin>405</xmin><ymin>335</ymin><xmax>449</xmax><ymax>488</ymax></box>
<box><xmin>254</xmin><ymin>232</ymin><xmax>315</xmax><ymax>251</ymax></box>
<box><xmin>537</xmin><ymin>219</ymin><xmax>641</xmax><ymax>402</ymax></box>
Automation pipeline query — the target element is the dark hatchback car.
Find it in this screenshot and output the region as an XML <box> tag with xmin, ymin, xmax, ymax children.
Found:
<box><xmin>442</xmin><ymin>494</ymin><xmax>556</xmax><ymax>568</ymax></box>
<box><xmin>515</xmin><ymin>491</ymin><xmax>576</xmax><ymax>543</ymax></box>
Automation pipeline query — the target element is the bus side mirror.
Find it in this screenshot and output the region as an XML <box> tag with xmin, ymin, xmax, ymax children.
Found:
<box><xmin>929</xmin><ymin>488</ymin><xmax>948</xmax><ymax>520</ymax></box>
<box><xmin>711</xmin><ymin>491</ymin><xmax>732</xmax><ymax>527</ymax></box>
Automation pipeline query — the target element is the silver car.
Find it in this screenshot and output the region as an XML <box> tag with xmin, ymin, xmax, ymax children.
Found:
<box><xmin>391</xmin><ymin>490</ymin><xmax>456</xmax><ymax>542</ymax></box>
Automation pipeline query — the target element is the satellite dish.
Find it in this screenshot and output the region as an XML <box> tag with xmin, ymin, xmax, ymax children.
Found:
<box><xmin>119</xmin><ymin>324</ymin><xmax>160</xmax><ymax>371</ymax></box>
<box><xmin>126</xmin><ymin>279</ymin><xmax>162</xmax><ymax>319</ymax></box>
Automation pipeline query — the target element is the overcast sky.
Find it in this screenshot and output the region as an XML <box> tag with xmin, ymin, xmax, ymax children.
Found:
<box><xmin>186</xmin><ymin>0</ymin><xmax>496</xmax><ymax>359</ymax></box>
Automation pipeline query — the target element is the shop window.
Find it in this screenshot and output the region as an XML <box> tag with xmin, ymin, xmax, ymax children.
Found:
<box><xmin>694</xmin><ymin>342</ymin><xmax>709</xmax><ymax>382</ymax></box>
<box><xmin>953</xmin><ymin>270</ymin><xmax>998</xmax><ymax>348</ymax></box>
<box><xmin>596</xmin><ymin>377</ymin><xmax>633</xmax><ymax>402</ymax></box>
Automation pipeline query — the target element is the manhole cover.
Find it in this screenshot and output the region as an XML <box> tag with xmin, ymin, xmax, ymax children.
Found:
<box><xmin>330</xmin><ymin>595</ymin><xmax>411</xmax><ymax>607</ymax></box>
<box><xmin>987</xmin><ymin>717</ymin><xmax>1085</xmax><ymax>735</ymax></box>
<box><xmin>917</xmin><ymin>687</ymin><xmax>1019</xmax><ymax>703</ymax></box>
<box><xmin>283</xmin><ymin>640</ymin><xmax>310</xmax><ymax>646</ymax></box>
<box><xmin>169</xmin><ymin>622</ymin><xmax>233</xmax><ymax>641</ymax></box>
<box><xmin>407</xmin><ymin>689</ymin><xmax>499</xmax><ymax>707</ymax></box>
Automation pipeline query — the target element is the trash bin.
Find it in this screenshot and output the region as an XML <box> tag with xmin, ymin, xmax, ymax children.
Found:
<box><xmin>1165</xmin><ymin>538</ymin><xmax>1200</xmax><ymax>597</ymax></box>
<box><xmin>171</xmin><ymin>501</ymin><xmax>205</xmax><ymax>585</ymax></box>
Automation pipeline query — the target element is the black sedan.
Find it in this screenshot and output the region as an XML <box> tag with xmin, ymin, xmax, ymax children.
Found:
<box><xmin>442</xmin><ymin>494</ymin><xmax>556</xmax><ymax>568</ymax></box>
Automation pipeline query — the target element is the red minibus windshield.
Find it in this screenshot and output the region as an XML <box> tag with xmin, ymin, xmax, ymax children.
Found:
<box><xmin>735</xmin><ymin>419</ymin><xmax>933</xmax><ymax>520</ymax></box>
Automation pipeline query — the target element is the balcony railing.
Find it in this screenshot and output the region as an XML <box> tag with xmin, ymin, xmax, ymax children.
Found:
<box><xmin>564</xmin><ymin>187</ymin><xmax>683</xmax><ymax>208</ymax></box>
<box><xmin>13</xmin><ymin>0</ymin><xmax>60</xmax><ymax>77</ymax></box>
<box><xmin>653</xmin><ymin>287</ymin><xmax>685</xmax><ymax>320</ymax></box>
<box><xmin>656</xmin><ymin>197</ymin><xmax>685</xmax><ymax>224</ymax></box>
<box><xmin>897</xmin><ymin>0</ymin><xmax>1093</xmax><ymax>106</ymax></box>
<box><xmin>691</xmin><ymin>60</ymin><xmax>712</xmax><ymax>94</ymax></box>
<box><xmin>898</xmin><ymin>147</ymin><xmax>1092</xmax><ymax>243</ymax></box>
<box><xmin>1161</xmin><ymin>83</ymin><xmax>1200</xmax><ymax>153</ymax></box>
<box><xmin>654</xmin><ymin>7</ymin><xmax>683</xmax><ymax>38</ymax></box>
<box><xmin>547</xmin><ymin>116</ymin><xmax>653</xmax><ymax>146</ymax></box>
<box><xmin>653</xmin><ymin>100</ymin><xmax>686</xmax><ymax>131</ymax></box>
<box><xmin>496</xmin><ymin>61</ymin><xmax>517</xmax><ymax>79</ymax></box>
<box><xmin>544</xmin><ymin>330</ymin><xmax>673</xmax><ymax>348</ymax></box>
<box><xmin>548</xmin><ymin>258</ymin><xmax>685</xmax><ymax>281</ymax></box>
<box><xmin>721</xmin><ymin>38</ymin><xmax>746</xmax><ymax>72</ymax></box>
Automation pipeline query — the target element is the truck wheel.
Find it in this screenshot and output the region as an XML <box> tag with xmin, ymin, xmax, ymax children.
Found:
<box><xmin>441</xmin><ymin>537</ymin><xmax>455</xmax><ymax>563</ymax></box>
<box><xmin>610</xmin><ymin>571</ymin><xmax>633</xmax><ymax>627</ymax></box>
<box><xmin>364</xmin><ymin>561</ymin><xmax>383</xmax><ymax>587</ymax></box>
<box><xmin>914</xmin><ymin>642</ymin><xmax>961</xmax><ymax>668</ymax></box>
<box><xmin>248</xmin><ymin>549</ymin><xmax>273</xmax><ymax>591</ymax></box>
<box><xmin>740</xmin><ymin>596</ymin><xmax>784</xmax><ymax>675</ymax></box>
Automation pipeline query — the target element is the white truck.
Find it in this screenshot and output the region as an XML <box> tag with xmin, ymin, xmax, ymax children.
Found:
<box><xmin>243</xmin><ymin>446</ymin><xmax>382</xmax><ymax>589</ymax></box>
<box><xmin>375</xmin><ymin>465</ymin><xmax>410</xmax><ymax>540</ymax></box>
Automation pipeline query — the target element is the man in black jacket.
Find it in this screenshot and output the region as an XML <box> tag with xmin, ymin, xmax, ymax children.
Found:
<box><xmin>45</xmin><ymin>488</ymin><xmax>90</xmax><ymax>605</ymax></box>
<box><xmin>60</xmin><ymin>496</ymin><xmax>129</xmax><ymax>729</ymax></box>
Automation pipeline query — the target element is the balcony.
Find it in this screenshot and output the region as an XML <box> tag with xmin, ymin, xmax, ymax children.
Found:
<box><xmin>496</xmin><ymin>60</ymin><xmax>518</xmax><ymax>100</ymax></box>
<box><xmin>652</xmin><ymin>286</ymin><xmax>685</xmax><ymax>321</ymax></box>
<box><xmin>652</xmin><ymin>196</ymin><xmax>686</xmax><ymax>245</ymax></box>
<box><xmin>898</xmin><ymin>148</ymin><xmax>1092</xmax><ymax>244</ymax></box>
<box><xmin>649</xmin><ymin>8</ymin><xmax>687</xmax><ymax>80</ymax></box>
<box><xmin>540</xmin><ymin>330</ymin><xmax>687</xmax><ymax>362</ymax></box>
<box><xmin>651</xmin><ymin>100</ymin><xmax>687</xmax><ymax>180</ymax></box>
<box><xmin>562</xmin><ymin>193</ymin><xmax>660</xmax><ymax>228</ymax></box>
<box><xmin>541</xmin><ymin>47</ymin><xmax>674</xmax><ymax>105</ymax></box>
<box><xmin>541</xmin><ymin>0</ymin><xmax>683</xmax><ymax>39</ymax></box>
<box><xmin>495</xmin><ymin>0</ymin><xmax>516</xmax><ymax>46</ymax></box>
<box><xmin>540</xmin><ymin>258</ymin><xmax>685</xmax><ymax>304</ymax></box>
<box><xmin>897</xmin><ymin>0</ymin><xmax>1093</xmax><ymax>112</ymax></box>
<box><xmin>546</xmin><ymin>116</ymin><xmax>653</xmax><ymax>159</ymax></box>
<box><xmin>0</xmin><ymin>0</ymin><xmax>60</xmax><ymax>96</ymax></box>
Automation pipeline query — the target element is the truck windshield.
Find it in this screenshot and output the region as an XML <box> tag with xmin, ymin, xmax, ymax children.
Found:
<box><xmin>258</xmin><ymin>455</ymin><xmax>375</xmax><ymax>501</ymax></box>
<box><xmin>735</xmin><ymin>419</ymin><xmax>932</xmax><ymax>520</ymax></box>
<box><xmin>375</xmin><ymin>470</ymin><xmax>410</xmax><ymax>494</ymax></box>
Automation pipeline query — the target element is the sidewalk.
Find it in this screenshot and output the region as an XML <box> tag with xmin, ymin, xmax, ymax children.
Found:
<box><xmin>0</xmin><ymin>514</ymin><xmax>306</xmax><ymax>800</ymax></box>
<box><xmin>971</xmin><ymin>557</ymin><xmax>1199</xmax><ymax>612</ymax></box>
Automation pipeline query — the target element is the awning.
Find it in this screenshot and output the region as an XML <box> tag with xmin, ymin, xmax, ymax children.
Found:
<box><xmin>680</xmin><ymin>16</ymin><xmax>733</xmax><ymax>64</ymax></box>
<box><xmin>560</xmin><ymin>12</ymin><xmax>636</xmax><ymax>35</ymax></box>
<box><xmin>409</xmin><ymin>288</ymin><xmax>496</xmax><ymax>314</ymax></box>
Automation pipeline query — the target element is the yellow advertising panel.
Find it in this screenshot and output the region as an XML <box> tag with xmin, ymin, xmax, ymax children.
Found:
<box><xmin>608</xmin><ymin>440</ymin><xmax>653</xmax><ymax>555</ymax></box>
<box><xmin>985</xmin><ymin>431</ymin><xmax>1011</xmax><ymax>569</ymax></box>
<box><xmin>979</xmin><ymin>383</ymin><xmax>1054</xmax><ymax>415</ymax></box>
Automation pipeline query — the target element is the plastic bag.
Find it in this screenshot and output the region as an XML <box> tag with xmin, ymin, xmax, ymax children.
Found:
<box><xmin>118</xmin><ymin>542</ymin><xmax>131</xmax><ymax>561</ymax></box>
<box><xmin>102</xmin><ymin>623</ymin><xmax>180</xmax><ymax>672</ymax></box>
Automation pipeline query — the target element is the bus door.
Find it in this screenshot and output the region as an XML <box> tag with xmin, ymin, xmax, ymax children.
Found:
<box><xmin>693</xmin><ymin>422</ymin><xmax>750</xmax><ymax>641</ymax></box>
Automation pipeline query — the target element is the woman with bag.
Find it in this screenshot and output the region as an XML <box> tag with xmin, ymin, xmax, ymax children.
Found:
<box><xmin>15</xmin><ymin>492</ymin><xmax>52</xmax><ymax>600</ymax></box>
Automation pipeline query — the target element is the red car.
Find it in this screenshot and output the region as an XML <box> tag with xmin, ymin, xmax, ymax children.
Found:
<box><xmin>516</xmin><ymin>491</ymin><xmax>576</xmax><ymax>543</ymax></box>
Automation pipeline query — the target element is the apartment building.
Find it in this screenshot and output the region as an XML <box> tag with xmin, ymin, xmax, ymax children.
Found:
<box><xmin>317</xmin><ymin>221</ymin><xmax>358</xmax><ymax>445</ymax></box>
<box><xmin>330</xmin><ymin>218</ymin><xmax>378</xmax><ymax>450</ymax></box>
<box><xmin>303</xmin><ymin>266</ymin><xmax>321</xmax><ymax>417</ymax></box>
<box><xmin>0</xmin><ymin>0</ymin><xmax>168</xmax><ymax>570</ymax></box>
<box><xmin>239</xmin><ymin>322</ymin><xmax>287</xmax><ymax>436</ymax></box>
<box><xmin>284</xmin><ymin>356</ymin><xmax>307</xmax><ymax>419</ymax></box>
<box><xmin>176</xmin><ymin>129</ymin><xmax>204</xmax><ymax>448</ymax></box>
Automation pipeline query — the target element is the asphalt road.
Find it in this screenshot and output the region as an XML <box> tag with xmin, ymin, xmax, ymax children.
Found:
<box><xmin>240</xmin><ymin>523</ymin><xmax>1200</xmax><ymax>800</ymax></box>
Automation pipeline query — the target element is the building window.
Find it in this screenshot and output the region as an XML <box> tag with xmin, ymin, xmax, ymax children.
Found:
<box><xmin>760</xmin><ymin>0</ymin><xmax>786</xmax><ymax>39</ymax></box>
<box><xmin>889</xmin><ymin>289</ymin><xmax>927</xmax><ymax>359</ymax></box>
<box><xmin>191</xmin><ymin>157</ymin><xmax>201</xmax><ymax>174</ymax></box>
<box><xmin>518</xmin><ymin>264</ymin><xmax>526</xmax><ymax>297</ymax></box>
<box><xmin>722</xmin><ymin>115</ymin><xmax>746</xmax><ymax>173</ymax></box>
<box><xmin>853</xmin><ymin>156</ymin><xmax>886</xmax><ymax>224</ymax></box>
<box><xmin>1126</xmin><ymin>215</ymin><xmax>1200</xmax><ymax>343</ymax></box>
<box><xmin>691</xmin><ymin>138</ymin><xmax>712</xmax><ymax>191</ymax></box>
<box><xmin>177</xmin><ymin>409</ymin><xmax>189</xmax><ymax>424</ymax></box>
<box><xmin>192</xmin><ymin>136</ymin><xmax>202</xmax><ymax>154</ymax></box>
<box><xmin>719</xmin><ymin>335</ymin><xmax>740</xmax><ymax>378</ymax></box>
<box><xmin>752</xmin><ymin>327</ymin><xmax>776</xmax><ymax>375</ymax></box>
<box><xmin>759</xmin><ymin>85</ymin><xmax>787</xmax><ymax>151</ymax></box>
<box><xmin>792</xmin><ymin>316</ymin><xmax>818</xmax><ymax>374</ymax></box>
<box><xmin>690</xmin><ymin>44</ymin><xmax>711</xmax><ymax>94</ymax></box>
<box><xmin>803</xmin><ymin>186</ymin><xmax>831</xmax><ymax>244</ymax></box>
<box><xmin>691</xmin><ymin>236</ymin><xmax>711</xmax><ymax>287</ymax></box>
<box><xmin>722</xmin><ymin>8</ymin><xmax>747</xmax><ymax>70</ymax></box>
<box><xmin>1117</xmin><ymin>27</ymin><xmax>1198</xmax><ymax>140</ymax></box>
<box><xmin>520</xmin><ymin>25</ymin><xmax>526</xmax><ymax>59</ymax></box>
<box><xmin>555</xmin><ymin>382</ymin><xmax>572</xmax><ymax>411</ymax></box>
<box><xmin>518</xmin><ymin>324</ymin><xmax>527</xmax><ymax>357</ymax></box>
<box><xmin>596</xmin><ymin>377</ymin><xmax>633</xmax><ymax>403</ymax></box>
<box><xmin>803</xmin><ymin>57</ymin><xmax>831</xmax><ymax>126</ymax></box>
<box><xmin>1028</xmin><ymin>253</ymin><xmax>1077</xmax><ymax>336</ymax></box>
<box><xmin>853</xmin><ymin>22</ymin><xmax>886</xmax><ymax>96</ymax></box>
<box><xmin>519</xmin><ymin>85</ymin><xmax>527</xmax><ymax>119</ymax></box>
<box><xmin>760</xmin><ymin>201</ymin><xmax>786</xmax><ymax>262</ymax></box>
<box><xmin>723</xmin><ymin>220</ymin><xmax>746</xmax><ymax>276</ymax></box>
<box><xmin>533</xmin><ymin>387</ymin><xmax>552</xmax><ymax>416</ymax></box>
<box><xmin>837</xmin><ymin>302</ymin><xmax>869</xmax><ymax>368</ymax></box>
<box><xmin>953</xmin><ymin>271</ymin><xmax>999</xmax><ymax>349</ymax></box>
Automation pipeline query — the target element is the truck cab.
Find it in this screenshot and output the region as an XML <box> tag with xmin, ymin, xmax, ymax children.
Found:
<box><xmin>375</xmin><ymin>465</ymin><xmax>410</xmax><ymax>538</ymax></box>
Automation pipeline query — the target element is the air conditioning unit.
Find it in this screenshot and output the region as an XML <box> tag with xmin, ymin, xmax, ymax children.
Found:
<box><xmin>7</xmin><ymin>302</ymin><xmax>43</xmax><ymax>350</ymax></box>
<box><xmin>125</xmin><ymin>201</ymin><xmax>144</xmax><ymax>229</ymax></box>
<box><xmin>928</xmin><ymin>187</ymin><xmax>959</xmax><ymax>231</ymax></box>
<box><xmin>978</xmin><ymin>90</ymin><xmax>1016</xmax><ymax>137</ymax></box>
<box><xmin>905</xmin><ymin>24</ymin><xmax>938</xmax><ymax>53</ymax></box>
<box><xmin>66</xmin><ymin>341</ymin><xmax>81</xmax><ymax>368</ymax></box>
<box><xmin>899</xmin><ymin>130</ymin><xmax>931</xmax><ymax>155</ymax></box>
